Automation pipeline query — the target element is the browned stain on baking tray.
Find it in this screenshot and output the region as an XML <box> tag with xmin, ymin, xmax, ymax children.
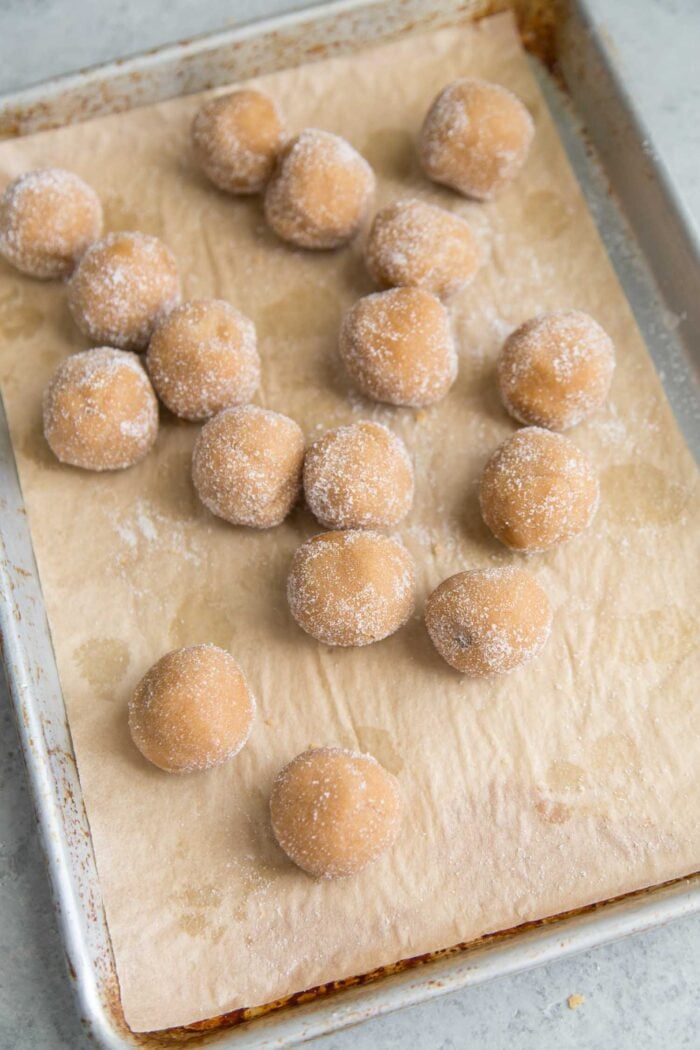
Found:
<box><xmin>512</xmin><ymin>0</ymin><xmax>562</xmax><ymax>68</ymax></box>
<box><xmin>94</xmin><ymin>872</ymin><xmax>694</xmax><ymax>1044</ymax></box>
<box><xmin>0</xmin><ymin>1</ymin><xmax>562</xmax><ymax>139</ymax></box>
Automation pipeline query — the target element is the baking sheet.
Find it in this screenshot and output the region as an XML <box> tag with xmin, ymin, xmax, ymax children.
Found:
<box><xmin>0</xmin><ymin>13</ymin><xmax>698</xmax><ymax>1034</ymax></box>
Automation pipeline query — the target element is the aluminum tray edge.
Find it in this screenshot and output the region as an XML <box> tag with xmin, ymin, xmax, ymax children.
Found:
<box><xmin>0</xmin><ymin>1</ymin><xmax>698</xmax><ymax>1047</ymax></box>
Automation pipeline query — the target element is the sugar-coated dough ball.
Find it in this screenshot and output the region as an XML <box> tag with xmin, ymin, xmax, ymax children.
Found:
<box><xmin>192</xmin><ymin>404</ymin><xmax>304</xmax><ymax>528</ymax></box>
<box><xmin>365</xmin><ymin>198</ymin><xmax>481</xmax><ymax>299</ymax></box>
<box><xmin>339</xmin><ymin>286</ymin><xmax>457</xmax><ymax>407</ymax></box>
<box><xmin>43</xmin><ymin>347</ymin><xmax>158</xmax><ymax>471</ymax></box>
<box><xmin>419</xmin><ymin>78</ymin><xmax>534</xmax><ymax>200</ymax></box>
<box><xmin>479</xmin><ymin>427</ymin><xmax>599</xmax><ymax>552</ymax></box>
<box><xmin>425</xmin><ymin>566</ymin><xmax>552</xmax><ymax>676</ymax></box>
<box><xmin>498</xmin><ymin>310</ymin><xmax>615</xmax><ymax>431</ymax></box>
<box><xmin>68</xmin><ymin>232</ymin><xmax>181</xmax><ymax>351</ymax></box>
<box><xmin>147</xmin><ymin>299</ymin><xmax>260</xmax><ymax>421</ymax></box>
<box><xmin>264</xmin><ymin>129</ymin><xmax>375</xmax><ymax>249</ymax></box>
<box><xmin>0</xmin><ymin>168</ymin><xmax>102</xmax><ymax>279</ymax></box>
<box><xmin>288</xmin><ymin>530</ymin><xmax>415</xmax><ymax>647</ymax></box>
<box><xmin>129</xmin><ymin>644</ymin><xmax>255</xmax><ymax>773</ymax></box>
<box><xmin>270</xmin><ymin>747</ymin><xmax>401</xmax><ymax>878</ymax></box>
<box><xmin>191</xmin><ymin>89</ymin><xmax>285</xmax><ymax>194</ymax></box>
<box><xmin>304</xmin><ymin>421</ymin><xmax>414</xmax><ymax>530</ymax></box>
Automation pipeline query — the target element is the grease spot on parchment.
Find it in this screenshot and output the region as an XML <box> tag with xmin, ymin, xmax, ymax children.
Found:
<box><xmin>521</xmin><ymin>189</ymin><xmax>574</xmax><ymax>240</ymax></box>
<box><xmin>103</xmin><ymin>192</ymin><xmax>163</xmax><ymax>236</ymax></box>
<box><xmin>534</xmin><ymin>799</ymin><xmax>573</xmax><ymax>825</ymax></box>
<box><xmin>362</xmin><ymin>128</ymin><xmax>416</xmax><ymax>181</ymax></box>
<box><xmin>257</xmin><ymin>285</ymin><xmax>341</xmax><ymax>342</ymax></box>
<box><xmin>170</xmin><ymin>591</ymin><xmax>237</xmax><ymax>650</ymax></box>
<box><xmin>178</xmin><ymin>885</ymin><xmax>223</xmax><ymax>909</ymax></box>
<box><xmin>175</xmin><ymin>884</ymin><xmax>224</xmax><ymax>938</ymax></box>
<box><xmin>354</xmin><ymin>726</ymin><xmax>405</xmax><ymax>775</ymax></box>
<box><xmin>546</xmin><ymin>760</ymin><xmax>586</xmax><ymax>793</ymax></box>
<box><xmin>601</xmin><ymin>462</ymin><xmax>690</xmax><ymax>526</ymax></box>
<box><xmin>178</xmin><ymin>913</ymin><xmax>208</xmax><ymax>937</ymax></box>
<box><xmin>0</xmin><ymin>286</ymin><xmax>44</xmax><ymax>339</ymax></box>
<box><xmin>74</xmin><ymin>638</ymin><xmax>130</xmax><ymax>697</ymax></box>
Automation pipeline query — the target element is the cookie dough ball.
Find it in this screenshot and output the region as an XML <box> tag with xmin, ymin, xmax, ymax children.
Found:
<box><xmin>0</xmin><ymin>168</ymin><xmax>102</xmax><ymax>279</ymax></box>
<box><xmin>191</xmin><ymin>89</ymin><xmax>285</xmax><ymax>194</ymax></box>
<box><xmin>264</xmin><ymin>129</ymin><xmax>375</xmax><ymax>249</ymax></box>
<box><xmin>43</xmin><ymin>347</ymin><xmax>158</xmax><ymax>471</ymax></box>
<box><xmin>192</xmin><ymin>404</ymin><xmax>304</xmax><ymax>528</ymax></box>
<box><xmin>425</xmin><ymin>566</ymin><xmax>552</xmax><ymax>676</ymax></box>
<box><xmin>365</xmin><ymin>198</ymin><xmax>481</xmax><ymax>300</ymax></box>
<box><xmin>68</xmin><ymin>232</ymin><xmax>181</xmax><ymax>350</ymax></box>
<box><xmin>304</xmin><ymin>421</ymin><xmax>414</xmax><ymax>530</ymax></box>
<box><xmin>288</xmin><ymin>530</ymin><xmax>415</xmax><ymax>646</ymax></box>
<box><xmin>129</xmin><ymin>644</ymin><xmax>255</xmax><ymax>773</ymax></box>
<box><xmin>147</xmin><ymin>299</ymin><xmax>260</xmax><ymax>421</ymax></box>
<box><xmin>270</xmin><ymin>747</ymin><xmax>401</xmax><ymax>878</ymax></box>
<box><xmin>498</xmin><ymin>311</ymin><xmax>615</xmax><ymax>431</ymax></box>
<box><xmin>479</xmin><ymin>427</ymin><xmax>599</xmax><ymax>552</ymax></box>
<box><xmin>339</xmin><ymin>286</ymin><xmax>457</xmax><ymax>407</ymax></box>
<box><xmin>419</xmin><ymin>78</ymin><xmax>534</xmax><ymax>200</ymax></box>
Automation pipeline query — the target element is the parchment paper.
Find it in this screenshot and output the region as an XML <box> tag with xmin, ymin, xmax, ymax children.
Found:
<box><xmin>0</xmin><ymin>14</ymin><xmax>698</xmax><ymax>1033</ymax></box>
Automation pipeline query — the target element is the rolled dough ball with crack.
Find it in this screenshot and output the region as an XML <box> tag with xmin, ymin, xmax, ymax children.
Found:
<box><xmin>479</xmin><ymin>427</ymin><xmax>599</xmax><ymax>552</ymax></box>
<box><xmin>264</xmin><ymin>129</ymin><xmax>375</xmax><ymax>249</ymax></box>
<box><xmin>147</xmin><ymin>299</ymin><xmax>260</xmax><ymax>421</ymax></box>
<box><xmin>129</xmin><ymin>644</ymin><xmax>255</xmax><ymax>773</ymax></box>
<box><xmin>192</xmin><ymin>403</ymin><xmax>304</xmax><ymax>528</ymax></box>
<box><xmin>68</xmin><ymin>231</ymin><xmax>181</xmax><ymax>350</ymax></box>
<box><xmin>419</xmin><ymin>78</ymin><xmax>534</xmax><ymax>201</ymax></box>
<box><xmin>339</xmin><ymin>286</ymin><xmax>457</xmax><ymax>407</ymax></box>
<box><xmin>43</xmin><ymin>347</ymin><xmax>158</xmax><ymax>471</ymax></box>
<box><xmin>425</xmin><ymin>566</ymin><xmax>552</xmax><ymax>676</ymax></box>
<box><xmin>0</xmin><ymin>168</ymin><xmax>102</xmax><ymax>279</ymax></box>
<box><xmin>191</xmin><ymin>89</ymin><xmax>285</xmax><ymax>194</ymax></box>
<box><xmin>303</xmin><ymin>420</ymin><xmax>414</xmax><ymax>529</ymax></box>
<box><xmin>270</xmin><ymin>747</ymin><xmax>402</xmax><ymax>878</ymax></box>
<box><xmin>364</xmin><ymin>197</ymin><xmax>481</xmax><ymax>299</ymax></box>
<box><xmin>287</xmin><ymin>529</ymin><xmax>415</xmax><ymax>646</ymax></box>
<box><xmin>498</xmin><ymin>310</ymin><xmax>615</xmax><ymax>431</ymax></box>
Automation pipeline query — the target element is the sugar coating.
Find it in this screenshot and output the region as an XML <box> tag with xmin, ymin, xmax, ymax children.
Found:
<box><xmin>425</xmin><ymin>566</ymin><xmax>552</xmax><ymax>676</ymax></box>
<box><xmin>192</xmin><ymin>404</ymin><xmax>305</xmax><ymax>529</ymax></box>
<box><xmin>479</xmin><ymin>427</ymin><xmax>599</xmax><ymax>552</ymax></box>
<box><xmin>128</xmin><ymin>644</ymin><xmax>255</xmax><ymax>774</ymax></box>
<box><xmin>419</xmin><ymin>78</ymin><xmax>534</xmax><ymax>201</ymax></box>
<box><xmin>146</xmin><ymin>299</ymin><xmax>260</xmax><ymax>421</ymax></box>
<box><xmin>365</xmin><ymin>197</ymin><xmax>481</xmax><ymax>299</ymax></box>
<box><xmin>264</xmin><ymin>129</ymin><xmax>375</xmax><ymax>249</ymax></box>
<box><xmin>68</xmin><ymin>231</ymin><xmax>181</xmax><ymax>351</ymax></box>
<box><xmin>287</xmin><ymin>529</ymin><xmax>416</xmax><ymax>647</ymax></box>
<box><xmin>339</xmin><ymin>286</ymin><xmax>457</xmax><ymax>407</ymax></box>
<box><xmin>191</xmin><ymin>88</ymin><xmax>285</xmax><ymax>194</ymax></box>
<box><xmin>498</xmin><ymin>310</ymin><xmax>615</xmax><ymax>431</ymax></box>
<box><xmin>0</xmin><ymin>168</ymin><xmax>102</xmax><ymax>279</ymax></box>
<box><xmin>304</xmin><ymin>420</ymin><xmax>414</xmax><ymax>530</ymax></box>
<box><xmin>42</xmin><ymin>347</ymin><xmax>158</xmax><ymax>471</ymax></box>
<box><xmin>270</xmin><ymin>747</ymin><xmax>402</xmax><ymax>878</ymax></box>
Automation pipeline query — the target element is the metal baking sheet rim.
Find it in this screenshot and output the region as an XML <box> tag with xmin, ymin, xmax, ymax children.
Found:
<box><xmin>0</xmin><ymin>0</ymin><xmax>698</xmax><ymax>1047</ymax></box>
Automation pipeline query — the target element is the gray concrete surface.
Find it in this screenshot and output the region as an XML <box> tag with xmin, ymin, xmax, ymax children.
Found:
<box><xmin>0</xmin><ymin>1</ymin><xmax>698</xmax><ymax>1047</ymax></box>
